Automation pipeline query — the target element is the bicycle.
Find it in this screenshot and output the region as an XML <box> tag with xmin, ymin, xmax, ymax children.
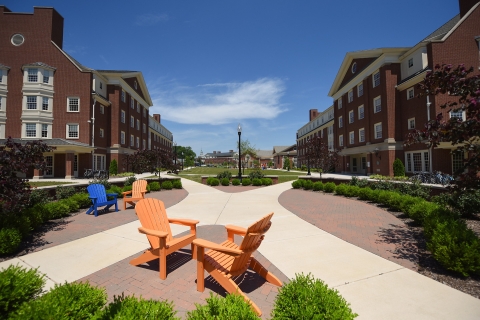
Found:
<box><xmin>84</xmin><ymin>168</ymin><xmax>94</xmax><ymax>179</ymax></box>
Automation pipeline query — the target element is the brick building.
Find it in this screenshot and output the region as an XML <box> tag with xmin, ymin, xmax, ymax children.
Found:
<box><xmin>0</xmin><ymin>6</ymin><xmax>173</xmax><ymax>178</ymax></box>
<box><xmin>298</xmin><ymin>0</ymin><xmax>480</xmax><ymax>176</ymax></box>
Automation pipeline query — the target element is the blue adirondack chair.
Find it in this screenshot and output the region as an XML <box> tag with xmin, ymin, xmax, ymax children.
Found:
<box><xmin>86</xmin><ymin>184</ymin><xmax>118</xmax><ymax>217</ymax></box>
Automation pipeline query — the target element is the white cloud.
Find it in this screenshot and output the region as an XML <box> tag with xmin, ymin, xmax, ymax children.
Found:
<box><xmin>135</xmin><ymin>13</ymin><xmax>169</xmax><ymax>26</ymax></box>
<box><xmin>150</xmin><ymin>78</ymin><xmax>287</xmax><ymax>125</ymax></box>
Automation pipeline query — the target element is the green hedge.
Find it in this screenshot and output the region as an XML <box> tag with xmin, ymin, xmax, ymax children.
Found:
<box><xmin>149</xmin><ymin>182</ymin><xmax>161</xmax><ymax>191</ymax></box>
<box><xmin>161</xmin><ymin>181</ymin><xmax>173</xmax><ymax>190</ymax></box>
<box><xmin>252</xmin><ymin>178</ymin><xmax>262</xmax><ymax>186</ymax></box>
<box><xmin>187</xmin><ymin>293</ymin><xmax>258</xmax><ymax>320</ymax></box>
<box><xmin>95</xmin><ymin>294</ymin><xmax>177</xmax><ymax>319</ymax></box>
<box><xmin>221</xmin><ymin>178</ymin><xmax>230</xmax><ymax>186</ymax></box>
<box><xmin>232</xmin><ymin>178</ymin><xmax>240</xmax><ymax>186</ymax></box>
<box><xmin>242</xmin><ymin>178</ymin><xmax>252</xmax><ymax>186</ymax></box>
<box><xmin>172</xmin><ymin>180</ymin><xmax>182</xmax><ymax>189</ymax></box>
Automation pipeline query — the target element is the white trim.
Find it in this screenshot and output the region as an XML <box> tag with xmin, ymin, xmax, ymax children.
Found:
<box><xmin>339</xmin><ymin>135</ymin><xmax>343</xmax><ymax>147</ymax></box>
<box><xmin>338</xmin><ymin>116</ymin><xmax>343</xmax><ymax>128</ymax></box>
<box><xmin>121</xmin><ymin>110</ymin><xmax>126</xmax><ymax>123</ymax></box>
<box><xmin>408</xmin><ymin>117</ymin><xmax>415</xmax><ymax>130</ymax></box>
<box><xmin>407</xmin><ymin>87</ymin><xmax>414</xmax><ymax>100</ymax></box>
<box><xmin>349</xmin><ymin>110</ymin><xmax>354</xmax><ymax>123</ymax></box>
<box><xmin>67</xmin><ymin>97</ymin><xmax>80</xmax><ymax>112</ymax></box>
<box><xmin>372</xmin><ymin>70</ymin><xmax>380</xmax><ymax>87</ymax></box>
<box><xmin>349</xmin><ymin>131</ymin><xmax>354</xmax><ymax>145</ymax></box>
<box><xmin>357</xmin><ymin>82</ymin><xmax>363</xmax><ymax>97</ymax></box>
<box><xmin>374</xmin><ymin>122</ymin><xmax>382</xmax><ymax>139</ymax></box>
<box><xmin>359</xmin><ymin>128</ymin><xmax>365</xmax><ymax>143</ymax></box>
<box><xmin>348</xmin><ymin>90</ymin><xmax>353</xmax><ymax>103</ymax></box>
<box><xmin>374</xmin><ymin>96</ymin><xmax>381</xmax><ymax>113</ymax></box>
<box><xmin>66</xmin><ymin>123</ymin><xmax>79</xmax><ymax>139</ymax></box>
<box><xmin>121</xmin><ymin>131</ymin><xmax>125</xmax><ymax>144</ymax></box>
<box><xmin>358</xmin><ymin>105</ymin><xmax>364</xmax><ymax>119</ymax></box>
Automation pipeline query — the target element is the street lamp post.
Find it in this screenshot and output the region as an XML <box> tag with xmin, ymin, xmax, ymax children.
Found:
<box><xmin>181</xmin><ymin>151</ymin><xmax>184</xmax><ymax>171</ymax></box>
<box><xmin>238</xmin><ymin>124</ymin><xmax>242</xmax><ymax>182</ymax></box>
<box><xmin>307</xmin><ymin>140</ymin><xmax>311</xmax><ymax>176</ymax></box>
<box><xmin>287</xmin><ymin>151</ymin><xmax>290</xmax><ymax>171</ymax></box>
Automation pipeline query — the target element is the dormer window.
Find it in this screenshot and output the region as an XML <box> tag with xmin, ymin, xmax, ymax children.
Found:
<box><xmin>28</xmin><ymin>69</ymin><xmax>38</xmax><ymax>82</ymax></box>
<box><xmin>408</xmin><ymin>58</ymin><xmax>413</xmax><ymax>68</ymax></box>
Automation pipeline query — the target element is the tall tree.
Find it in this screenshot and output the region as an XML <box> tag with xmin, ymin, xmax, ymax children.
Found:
<box><xmin>305</xmin><ymin>136</ymin><xmax>339</xmax><ymax>176</ymax></box>
<box><xmin>127</xmin><ymin>148</ymin><xmax>176</xmax><ymax>178</ymax></box>
<box><xmin>406</xmin><ymin>64</ymin><xmax>480</xmax><ymax>191</ymax></box>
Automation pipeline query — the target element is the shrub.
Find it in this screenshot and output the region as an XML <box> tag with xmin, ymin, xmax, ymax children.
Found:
<box><xmin>433</xmin><ymin>191</ymin><xmax>480</xmax><ymax>218</ymax></box>
<box><xmin>335</xmin><ymin>184</ymin><xmax>348</xmax><ymax>196</ymax></box>
<box><xmin>172</xmin><ymin>180</ymin><xmax>182</xmax><ymax>189</ymax></box>
<box><xmin>95</xmin><ymin>294</ymin><xmax>177</xmax><ymax>320</ymax></box>
<box><xmin>124</xmin><ymin>176</ymin><xmax>137</xmax><ymax>187</ymax></box>
<box><xmin>55</xmin><ymin>186</ymin><xmax>76</xmax><ymax>200</ymax></box>
<box><xmin>43</xmin><ymin>201</ymin><xmax>70</xmax><ymax>220</ymax></box>
<box><xmin>206</xmin><ymin>177</ymin><xmax>214</xmax><ymax>185</ymax></box>
<box><xmin>303</xmin><ymin>180</ymin><xmax>314</xmax><ymax>190</ymax></box>
<box><xmin>323</xmin><ymin>182</ymin><xmax>336</xmax><ymax>193</ymax></box>
<box><xmin>149</xmin><ymin>182</ymin><xmax>161</xmax><ymax>191</ymax></box>
<box><xmin>385</xmin><ymin>192</ymin><xmax>404</xmax><ymax>211</ymax></box>
<box><xmin>89</xmin><ymin>178</ymin><xmax>111</xmax><ymax>190</ymax></box>
<box><xmin>252</xmin><ymin>178</ymin><xmax>262</xmax><ymax>186</ymax></box>
<box><xmin>232</xmin><ymin>178</ymin><xmax>240</xmax><ymax>186</ymax></box>
<box><xmin>248</xmin><ymin>169</ymin><xmax>264</xmax><ymax>180</ymax></box>
<box><xmin>109</xmin><ymin>159</ymin><xmax>118</xmax><ymax>175</ymax></box>
<box><xmin>407</xmin><ymin>200</ymin><xmax>439</xmax><ymax>224</ymax></box>
<box><xmin>344</xmin><ymin>185</ymin><xmax>360</xmax><ymax>198</ymax></box>
<box><xmin>209</xmin><ymin>178</ymin><xmax>220</xmax><ymax>187</ymax></box>
<box><xmin>108</xmin><ymin>185</ymin><xmax>123</xmax><ymax>198</ymax></box>
<box><xmin>370</xmin><ymin>179</ymin><xmax>395</xmax><ymax>191</ymax></box>
<box><xmin>271</xmin><ymin>273</ymin><xmax>357</xmax><ymax>320</ymax></box>
<box><xmin>242</xmin><ymin>178</ymin><xmax>252</xmax><ymax>186</ymax></box>
<box><xmin>349</xmin><ymin>176</ymin><xmax>369</xmax><ymax>188</ymax></box>
<box><xmin>186</xmin><ymin>293</ymin><xmax>258</xmax><ymax>320</ymax></box>
<box><xmin>393</xmin><ymin>158</ymin><xmax>405</xmax><ymax>177</ymax></box>
<box><xmin>20</xmin><ymin>205</ymin><xmax>45</xmax><ymax>230</ymax></box>
<box><xmin>357</xmin><ymin>187</ymin><xmax>374</xmax><ymax>201</ymax></box>
<box><xmin>396</xmin><ymin>180</ymin><xmax>430</xmax><ymax>199</ymax></box>
<box><xmin>69</xmin><ymin>193</ymin><xmax>91</xmax><ymax>208</ymax></box>
<box><xmin>217</xmin><ymin>171</ymin><xmax>232</xmax><ymax>180</ymax></box>
<box><xmin>0</xmin><ymin>265</ymin><xmax>45</xmax><ymax>317</ymax></box>
<box><xmin>122</xmin><ymin>185</ymin><xmax>132</xmax><ymax>194</ymax></box>
<box><xmin>292</xmin><ymin>180</ymin><xmax>302</xmax><ymax>189</ymax></box>
<box><xmin>59</xmin><ymin>198</ymin><xmax>80</xmax><ymax>213</ymax></box>
<box><xmin>221</xmin><ymin>178</ymin><xmax>230</xmax><ymax>186</ymax></box>
<box><xmin>28</xmin><ymin>189</ymin><xmax>52</xmax><ymax>207</ymax></box>
<box><xmin>377</xmin><ymin>190</ymin><xmax>395</xmax><ymax>206</ymax></box>
<box><xmin>12</xmin><ymin>282</ymin><xmax>107</xmax><ymax>320</ymax></box>
<box><xmin>0</xmin><ymin>228</ymin><xmax>22</xmax><ymax>255</ymax></box>
<box><xmin>261</xmin><ymin>178</ymin><xmax>272</xmax><ymax>186</ymax></box>
<box><xmin>398</xmin><ymin>195</ymin><xmax>423</xmax><ymax>214</ymax></box>
<box><xmin>313</xmin><ymin>181</ymin><xmax>324</xmax><ymax>191</ymax></box>
<box><xmin>161</xmin><ymin>181</ymin><xmax>173</xmax><ymax>190</ymax></box>
<box><xmin>301</xmin><ymin>165</ymin><xmax>307</xmax><ymax>171</ymax></box>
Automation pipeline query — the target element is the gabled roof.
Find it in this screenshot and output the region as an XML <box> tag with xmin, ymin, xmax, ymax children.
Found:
<box><xmin>421</xmin><ymin>14</ymin><xmax>460</xmax><ymax>42</ymax></box>
<box><xmin>255</xmin><ymin>150</ymin><xmax>273</xmax><ymax>159</ymax></box>
<box><xmin>97</xmin><ymin>70</ymin><xmax>153</xmax><ymax>106</ymax></box>
<box><xmin>0</xmin><ymin>63</ymin><xmax>11</xmax><ymax>69</ymax></box>
<box><xmin>204</xmin><ymin>151</ymin><xmax>235</xmax><ymax>158</ymax></box>
<box><xmin>22</xmin><ymin>62</ymin><xmax>56</xmax><ymax>70</ymax></box>
<box><xmin>51</xmin><ymin>41</ymin><xmax>92</xmax><ymax>72</ymax></box>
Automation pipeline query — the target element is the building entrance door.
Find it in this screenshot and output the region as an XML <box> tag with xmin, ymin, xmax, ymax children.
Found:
<box><xmin>361</xmin><ymin>156</ymin><xmax>367</xmax><ymax>175</ymax></box>
<box><xmin>74</xmin><ymin>154</ymin><xmax>78</xmax><ymax>178</ymax></box>
<box><xmin>352</xmin><ymin>158</ymin><xmax>358</xmax><ymax>173</ymax></box>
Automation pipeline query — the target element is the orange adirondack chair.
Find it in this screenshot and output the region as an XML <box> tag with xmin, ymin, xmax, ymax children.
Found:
<box><xmin>194</xmin><ymin>212</ymin><xmax>282</xmax><ymax>316</ymax></box>
<box><xmin>122</xmin><ymin>179</ymin><xmax>148</xmax><ymax>210</ymax></box>
<box><xmin>130</xmin><ymin>198</ymin><xmax>199</xmax><ymax>280</ymax></box>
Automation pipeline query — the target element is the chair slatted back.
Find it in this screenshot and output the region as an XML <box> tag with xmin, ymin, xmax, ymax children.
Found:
<box><xmin>132</xmin><ymin>180</ymin><xmax>148</xmax><ymax>198</ymax></box>
<box><xmin>135</xmin><ymin>198</ymin><xmax>173</xmax><ymax>248</ymax></box>
<box><xmin>230</xmin><ymin>212</ymin><xmax>274</xmax><ymax>276</ymax></box>
<box><xmin>87</xmin><ymin>184</ymin><xmax>107</xmax><ymax>204</ymax></box>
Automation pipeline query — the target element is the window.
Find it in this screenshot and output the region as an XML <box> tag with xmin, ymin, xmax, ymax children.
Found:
<box><xmin>121</xmin><ymin>90</ymin><xmax>126</xmax><ymax>102</ymax></box>
<box><xmin>349</xmin><ymin>110</ymin><xmax>354</xmax><ymax>123</ymax></box>
<box><xmin>130</xmin><ymin>98</ymin><xmax>134</xmax><ymax>109</ymax></box>
<box><xmin>136</xmin><ymin>137</ymin><xmax>140</xmax><ymax>148</ymax></box>
<box><xmin>43</xmin><ymin>71</ymin><xmax>49</xmax><ymax>84</ymax></box>
<box><xmin>408</xmin><ymin>58</ymin><xmax>413</xmax><ymax>68</ymax></box>
<box><xmin>359</xmin><ymin>128</ymin><xmax>365</xmax><ymax>142</ymax></box>
<box><xmin>374</xmin><ymin>96</ymin><xmax>381</xmax><ymax>113</ymax></box>
<box><xmin>130</xmin><ymin>135</ymin><xmax>134</xmax><ymax>146</ymax></box>
<box><xmin>26</xmin><ymin>123</ymin><xmax>36</xmax><ymax>137</ymax></box>
<box><xmin>134</xmin><ymin>80</ymin><xmax>138</xmax><ymax>89</ymax></box>
<box><xmin>99</xmin><ymin>82</ymin><xmax>102</xmax><ymax>89</ymax></box>
<box><xmin>99</xmin><ymin>128</ymin><xmax>104</xmax><ymax>138</ymax></box>
<box><xmin>374</xmin><ymin>122</ymin><xmax>382</xmax><ymax>139</ymax></box>
<box><xmin>130</xmin><ymin>116</ymin><xmax>134</xmax><ymax>128</ymax></box>
<box><xmin>338</xmin><ymin>98</ymin><xmax>342</xmax><ymax>109</ymax></box>
<box><xmin>136</xmin><ymin>119</ymin><xmax>140</xmax><ymax>130</ymax></box>
<box><xmin>94</xmin><ymin>155</ymin><xmax>106</xmax><ymax>170</ymax></box>
<box><xmin>373</xmin><ymin>71</ymin><xmax>380</xmax><ymax>87</ymax></box>
<box><xmin>121</xmin><ymin>110</ymin><xmax>126</xmax><ymax>123</ymax></box>
<box><xmin>44</xmin><ymin>155</ymin><xmax>53</xmax><ymax>176</ymax></box>
<box><xmin>143</xmin><ymin>123</ymin><xmax>146</xmax><ymax>133</ymax></box>
<box><xmin>349</xmin><ymin>131</ymin><xmax>354</xmax><ymax>144</ymax></box>
<box><xmin>338</xmin><ymin>116</ymin><xmax>343</xmax><ymax>128</ymax></box>
<box><xmin>408</xmin><ymin>118</ymin><xmax>415</xmax><ymax>129</ymax></box>
<box><xmin>67</xmin><ymin>97</ymin><xmax>79</xmax><ymax>112</ymax></box>
<box><xmin>348</xmin><ymin>90</ymin><xmax>353</xmax><ymax>103</ymax></box>
<box><xmin>450</xmin><ymin>109</ymin><xmax>465</xmax><ymax>121</ymax></box>
<box><xmin>143</xmin><ymin>108</ymin><xmax>146</xmax><ymax>117</ymax></box>
<box><xmin>137</xmin><ymin>102</ymin><xmax>140</xmax><ymax>113</ymax></box>
<box><xmin>351</xmin><ymin>62</ymin><xmax>357</xmax><ymax>73</ymax></box>
<box><xmin>28</xmin><ymin>68</ymin><xmax>38</xmax><ymax>82</ymax></box>
<box><xmin>100</xmin><ymin>105</ymin><xmax>104</xmax><ymax>114</ymax></box>
<box><xmin>339</xmin><ymin>135</ymin><xmax>343</xmax><ymax>147</ymax></box>
<box><xmin>42</xmin><ymin>97</ymin><xmax>48</xmax><ymax>111</ymax></box>
<box><xmin>452</xmin><ymin>151</ymin><xmax>464</xmax><ymax>174</ymax></box>
<box><xmin>67</xmin><ymin>124</ymin><xmax>79</xmax><ymax>138</ymax></box>
<box><xmin>407</xmin><ymin>88</ymin><xmax>414</xmax><ymax>100</ymax></box>
<box><xmin>405</xmin><ymin>151</ymin><xmax>429</xmax><ymax>172</ymax></box>
<box><xmin>358</xmin><ymin>105</ymin><xmax>364</xmax><ymax>119</ymax></box>
<box><xmin>41</xmin><ymin>124</ymin><xmax>48</xmax><ymax>138</ymax></box>
<box><xmin>121</xmin><ymin>131</ymin><xmax>125</xmax><ymax>144</ymax></box>
<box><xmin>27</xmin><ymin>96</ymin><xmax>37</xmax><ymax>109</ymax></box>
<box><xmin>357</xmin><ymin>83</ymin><xmax>363</xmax><ymax>97</ymax></box>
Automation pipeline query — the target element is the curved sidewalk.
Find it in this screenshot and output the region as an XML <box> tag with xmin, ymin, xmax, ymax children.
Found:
<box><xmin>0</xmin><ymin>178</ymin><xmax>479</xmax><ymax>319</ymax></box>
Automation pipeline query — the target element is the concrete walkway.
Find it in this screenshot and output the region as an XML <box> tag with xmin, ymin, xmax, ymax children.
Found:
<box><xmin>1</xmin><ymin>178</ymin><xmax>479</xmax><ymax>319</ymax></box>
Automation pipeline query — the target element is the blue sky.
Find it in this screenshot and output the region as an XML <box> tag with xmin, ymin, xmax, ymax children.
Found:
<box><xmin>7</xmin><ymin>0</ymin><xmax>459</xmax><ymax>156</ymax></box>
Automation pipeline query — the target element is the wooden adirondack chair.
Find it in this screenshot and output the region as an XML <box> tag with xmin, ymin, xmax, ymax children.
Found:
<box><xmin>130</xmin><ymin>198</ymin><xmax>199</xmax><ymax>280</ymax></box>
<box><xmin>122</xmin><ymin>179</ymin><xmax>148</xmax><ymax>210</ymax></box>
<box><xmin>86</xmin><ymin>184</ymin><xmax>119</xmax><ymax>217</ymax></box>
<box><xmin>194</xmin><ymin>212</ymin><xmax>282</xmax><ymax>316</ymax></box>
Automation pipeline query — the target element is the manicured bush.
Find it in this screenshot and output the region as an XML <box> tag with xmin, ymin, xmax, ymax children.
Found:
<box><xmin>232</xmin><ymin>178</ymin><xmax>240</xmax><ymax>186</ymax></box>
<box><xmin>252</xmin><ymin>178</ymin><xmax>262</xmax><ymax>186</ymax></box>
<box><xmin>89</xmin><ymin>178</ymin><xmax>111</xmax><ymax>190</ymax></box>
<box><xmin>248</xmin><ymin>169</ymin><xmax>264</xmax><ymax>180</ymax></box>
<box><xmin>206</xmin><ymin>177</ymin><xmax>214</xmax><ymax>185</ymax></box>
<box><xmin>344</xmin><ymin>185</ymin><xmax>361</xmax><ymax>198</ymax></box>
<box><xmin>0</xmin><ymin>265</ymin><xmax>45</xmax><ymax>318</ymax></box>
<box><xmin>21</xmin><ymin>205</ymin><xmax>45</xmax><ymax>230</ymax></box>
<box><xmin>393</xmin><ymin>158</ymin><xmax>405</xmax><ymax>177</ymax></box>
<box><xmin>323</xmin><ymin>182</ymin><xmax>336</xmax><ymax>193</ymax></box>
<box><xmin>261</xmin><ymin>178</ymin><xmax>273</xmax><ymax>186</ymax></box>
<box><xmin>109</xmin><ymin>159</ymin><xmax>118</xmax><ymax>175</ymax></box>
<box><xmin>124</xmin><ymin>176</ymin><xmax>137</xmax><ymax>187</ymax></box>
<box><xmin>161</xmin><ymin>181</ymin><xmax>173</xmax><ymax>190</ymax></box>
<box><xmin>357</xmin><ymin>187</ymin><xmax>374</xmax><ymax>201</ymax></box>
<box><xmin>242</xmin><ymin>178</ymin><xmax>252</xmax><ymax>186</ymax></box>
<box><xmin>43</xmin><ymin>201</ymin><xmax>70</xmax><ymax>220</ymax></box>
<box><xmin>186</xmin><ymin>293</ymin><xmax>258</xmax><ymax>320</ymax></box>
<box><xmin>298</xmin><ymin>179</ymin><xmax>306</xmax><ymax>188</ymax></box>
<box><xmin>370</xmin><ymin>179</ymin><xmax>395</xmax><ymax>191</ymax></box>
<box><xmin>59</xmin><ymin>198</ymin><xmax>80</xmax><ymax>213</ymax></box>
<box><xmin>292</xmin><ymin>180</ymin><xmax>302</xmax><ymax>189</ymax></box>
<box><xmin>0</xmin><ymin>228</ymin><xmax>22</xmax><ymax>255</ymax></box>
<box><xmin>217</xmin><ymin>170</ymin><xmax>232</xmax><ymax>180</ymax></box>
<box><xmin>396</xmin><ymin>180</ymin><xmax>430</xmax><ymax>200</ymax></box>
<box><xmin>407</xmin><ymin>200</ymin><xmax>439</xmax><ymax>224</ymax></box>
<box><xmin>12</xmin><ymin>282</ymin><xmax>107</xmax><ymax>320</ymax></box>
<box><xmin>95</xmin><ymin>294</ymin><xmax>177</xmax><ymax>320</ymax></box>
<box><xmin>172</xmin><ymin>180</ymin><xmax>182</xmax><ymax>189</ymax></box>
<box><xmin>69</xmin><ymin>193</ymin><xmax>91</xmax><ymax>208</ymax></box>
<box><xmin>108</xmin><ymin>185</ymin><xmax>123</xmax><ymax>198</ymax></box>
<box><xmin>149</xmin><ymin>182</ymin><xmax>161</xmax><ymax>191</ymax></box>
<box><xmin>56</xmin><ymin>186</ymin><xmax>76</xmax><ymax>200</ymax></box>
<box><xmin>385</xmin><ymin>192</ymin><xmax>404</xmax><ymax>211</ymax></box>
<box><xmin>433</xmin><ymin>191</ymin><xmax>480</xmax><ymax>218</ymax></box>
<box><xmin>349</xmin><ymin>176</ymin><xmax>369</xmax><ymax>188</ymax></box>
<box><xmin>398</xmin><ymin>195</ymin><xmax>423</xmax><ymax>214</ymax></box>
<box><xmin>313</xmin><ymin>181</ymin><xmax>324</xmax><ymax>191</ymax></box>
<box><xmin>122</xmin><ymin>185</ymin><xmax>132</xmax><ymax>194</ymax></box>
<box><xmin>335</xmin><ymin>184</ymin><xmax>348</xmax><ymax>196</ymax></box>
<box><xmin>303</xmin><ymin>180</ymin><xmax>314</xmax><ymax>190</ymax></box>
<box><xmin>221</xmin><ymin>178</ymin><xmax>230</xmax><ymax>186</ymax></box>
<box><xmin>377</xmin><ymin>190</ymin><xmax>394</xmax><ymax>205</ymax></box>
<box><xmin>28</xmin><ymin>189</ymin><xmax>52</xmax><ymax>207</ymax></box>
<box><xmin>271</xmin><ymin>273</ymin><xmax>357</xmax><ymax>320</ymax></box>
<box><xmin>209</xmin><ymin>178</ymin><xmax>220</xmax><ymax>186</ymax></box>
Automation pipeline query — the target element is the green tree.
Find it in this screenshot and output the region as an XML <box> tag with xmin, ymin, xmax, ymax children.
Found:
<box><xmin>283</xmin><ymin>157</ymin><xmax>291</xmax><ymax>170</ymax></box>
<box><xmin>174</xmin><ymin>146</ymin><xmax>196</xmax><ymax>163</ymax></box>
<box><xmin>393</xmin><ymin>158</ymin><xmax>405</xmax><ymax>177</ymax></box>
<box><xmin>109</xmin><ymin>159</ymin><xmax>118</xmax><ymax>175</ymax></box>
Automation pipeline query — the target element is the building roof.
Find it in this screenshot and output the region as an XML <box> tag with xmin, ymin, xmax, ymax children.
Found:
<box><xmin>22</xmin><ymin>62</ymin><xmax>56</xmax><ymax>70</ymax></box>
<box><xmin>0</xmin><ymin>138</ymin><xmax>91</xmax><ymax>147</ymax></box>
<box><xmin>273</xmin><ymin>146</ymin><xmax>291</xmax><ymax>154</ymax></box>
<box><xmin>397</xmin><ymin>66</ymin><xmax>430</xmax><ymax>86</ymax></box>
<box><xmin>421</xmin><ymin>14</ymin><xmax>460</xmax><ymax>42</ymax></box>
<box><xmin>255</xmin><ymin>150</ymin><xmax>273</xmax><ymax>159</ymax></box>
<box><xmin>0</xmin><ymin>63</ymin><xmax>11</xmax><ymax>69</ymax></box>
<box><xmin>204</xmin><ymin>151</ymin><xmax>235</xmax><ymax>158</ymax></box>
<box><xmin>96</xmin><ymin>70</ymin><xmax>139</xmax><ymax>73</ymax></box>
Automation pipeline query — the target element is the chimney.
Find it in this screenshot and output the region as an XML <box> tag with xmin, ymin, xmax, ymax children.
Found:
<box><xmin>459</xmin><ymin>0</ymin><xmax>479</xmax><ymax>18</ymax></box>
<box><xmin>33</xmin><ymin>7</ymin><xmax>64</xmax><ymax>48</ymax></box>
<box><xmin>309</xmin><ymin>109</ymin><xmax>319</xmax><ymax>121</ymax></box>
<box><xmin>213</xmin><ymin>151</ymin><xmax>216</xmax><ymax>154</ymax></box>
<box><xmin>153</xmin><ymin>114</ymin><xmax>161</xmax><ymax>123</ymax></box>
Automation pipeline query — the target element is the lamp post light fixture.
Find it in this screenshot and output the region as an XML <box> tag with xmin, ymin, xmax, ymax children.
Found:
<box><xmin>237</xmin><ymin>123</ymin><xmax>242</xmax><ymax>182</ymax></box>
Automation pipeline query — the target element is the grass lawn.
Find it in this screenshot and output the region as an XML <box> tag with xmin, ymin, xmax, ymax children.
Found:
<box><xmin>29</xmin><ymin>181</ymin><xmax>74</xmax><ymax>187</ymax></box>
<box><xmin>177</xmin><ymin>167</ymin><xmax>301</xmax><ymax>184</ymax></box>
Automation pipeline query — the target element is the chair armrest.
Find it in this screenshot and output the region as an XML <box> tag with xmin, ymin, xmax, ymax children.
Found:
<box><xmin>122</xmin><ymin>191</ymin><xmax>132</xmax><ymax>196</ymax></box>
<box><xmin>168</xmin><ymin>218</ymin><xmax>200</xmax><ymax>226</ymax></box>
<box><xmin>193</xmin><ymin>239</ymin><xmax>242</xmax><ymax>256</ymax></box>
<box><xmin>225</xmin><ymin>225</ymin><xmax>247</xmax><ymax>236</ymax></box>
<box><xmin>106</xmin><ymin>193</ymin><xmax>118</xmax><ymax>199</ymax></box>
<box><xmin>138</xmin><ymin>227</ymin><xmax>168</xmax><ymax>238</ymax></box>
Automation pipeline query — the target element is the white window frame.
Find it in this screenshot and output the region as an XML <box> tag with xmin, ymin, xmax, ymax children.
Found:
<box><xmin>136</xmin><ymin>119</ymin><xmax>140</xmax><ymax>130</ymax></box>
<box><xmin>143</xmin><ymin>139</ymin><xmax>146</xmax><ymax>149</ymax></box>
<box><xmin>374</xmin><ymin>122</ymin><xmax>382</xmax><ymax>139</ymax></box>
<box><xmin>66</xmin><ymin>123</ymin><xmax>79</xmax><ymax>139</ymax></box>
<box><xmin>121</xmin><ymin>131</ymin><xmax>125</xmax><ymax>144</ymax></box>
<box><xmin>450</xmin><ymin>109</ymin><xmax>466</xmax><ymax>121</ymax></box>
<box><xmin>349</xmin><ymin>131</ymin><xmax>354</xmax><ymax>144</ymax></box>
<box><xmin>134</xmin><ymin>80</ymin><xmax>138</xmax><ymax>89</ymax></box>
<box><xmin>373</xmin><ymin>71</ymin><xmax>380</xmax><ymax>87</ymax></box>
<box><xmin>359</xmin><ymin>128</ymin><xmax>365</xmax><ymax>142</ymax></box>
<box><xmin>408</xmin><ymin>58</ymin><xmax>413</xmax><ymax>68</ymax></box>
<box><xmin>28</xmin><ymin>68</ymin><xmax>38</xmax><ymax>82</ymax></box>
<box><xmin>26</xmin><ymin>96</ymin><xmax>37</xmax><ymax>110</ymax></box>
<box><xmin>130</xmin><ymin>98</ymin><xmax>134</xmax><ymax>109</ymax></box>
<box><xmin>41</xmin><ymin>124</ymin><xmax>48</xmax><ymax>138</ymax></box>
<box><xmin>100</xmin><ymin>105</ymin><xmax>104</xmax><ymax>114</ymax></box>
<box><xmin>374</xmin><ymin>96</ymin><xmax>381</xmax><ymax>113</ymax></box>
<box><xmin>137</xmin><ymin>102</ymin><xmax>140</xmax><ymax>113</ymax></box>
<box><xmin>121</xmin><ymin>90</ymin><xmax>126</xmax><ymax>103</ymax></box>
<box><xmin>405</xmin><ymin>150</ymin><xmax>429</xmax><ymax>172</ymax></box>
<box><xmin>357</xmin><ymin>83</ymin><xmax>363</xmax><ymax>97</ymax></box>
<box><xmin>67</xmin><ymin>97</ymin><xmax>80</xmax><ymax>112</ymax></box>
<box><xmin>407</xmin><ymin>88</ymin><xmax>414</xmax><ymax>100</ymax></box>
<box><xmin>0</xmin><ymin>96</ymin><xmax>3</xmax><ymax>110</ymax></box>
<box><xmin>452</xmin><ymin>151</ymin><xmax>465</xmax><ymax>174</ymax></box>
<box><xmin>136</xmin><ymin>137</ymin><xmax>140</xmax><ymax>148</ymax></box>
<box><xmin>25</xmin><ymin>123</ymin><xmax>37</xmax><ymax>137</ymax></box>
<box><xmin>143</xmin><ymin>123</ymin><xmax>146</xmax><ymax>133</ymax></box>
<box><xmin>42</xmin><ymin>97</ymin><xmax>49</xmax><ymax>111</ymax></box>
<box><xmin>0</xmin><ymin>69</ymin><xmax>3</xmax><ymax>83</ymax></box>
<box><xmin>93</xmin><ymin>154</ymin><xmax>106</xmax><ymax>171</ymax></box>
<box><xmin>130</xmin><ymin>116</ymin><xmax>135</xmax><ymax>128</ymax></box>
<box><xmin>99</xmin><ymin>128</ymin><xmax>104</xmax><ymax>138</ymax></box>
<box><xmin>349</xmin><ymin>110</ymin><xmax>354</xmax><ymax>123</ymax></box>
<box><xmin>42</xmin><ymin>70</ymin><xmax>50</xmax><ymax>84</ymax></box>
<box><xmin>358</xmin><ymin>105</ymin><xmax>364</xmax><ymax>119</ymax></box>
<box><xmin>337</xmin><ymin>98</ymin><xmax>342</xmax><ymax>109</ymax></box>
<box><xmin>348</xmin><ymin>90</ymin><xmax>353</xmax><ymax>103</ymax></box>
<box><xmin>339</xmin><ymin>135</ymin><xmax>343</xmax><ymax>147</ymax></box>
<box><xmin>338</xmin><ymin>116</ymin><xmax>343</xmax><ymax>128</ymax></box>
<box><xmin>408</xmin><ymin>117</ymin><xmax>415</xmax><ymax>130</ymax></box>
<box><xmin>121</xmin><ymin>110</ymin><xmax>126</xmax><ymax>123</ymax></box>
<box><xmin>130</xmin><ymin>134</ymin><xmax>134</xmax><ymax>146</ymax></box>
